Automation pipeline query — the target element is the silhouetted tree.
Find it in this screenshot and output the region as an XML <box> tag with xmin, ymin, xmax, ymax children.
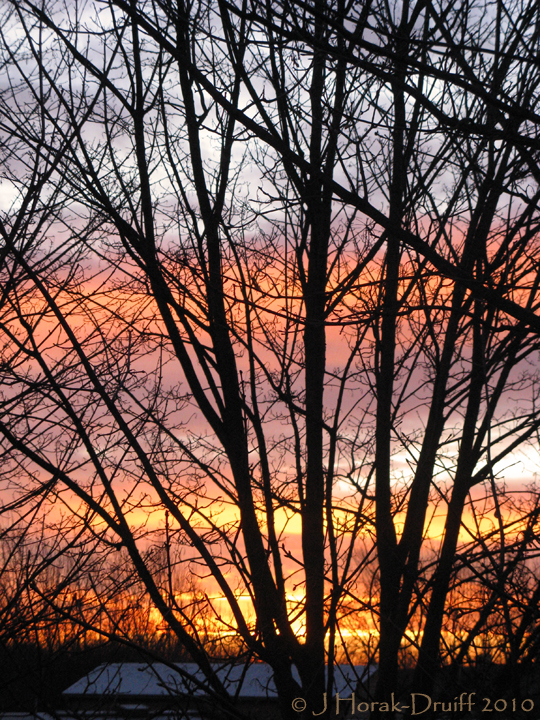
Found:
<box><xmin>2</xmin><ymin>0</ymin><xmax>540</xmax><ymax>717</ymax></box>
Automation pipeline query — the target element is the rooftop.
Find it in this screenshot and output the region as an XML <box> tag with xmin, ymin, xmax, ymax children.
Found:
<box><xmin>64</xmin><ymin>662</ymin><xmax>372</xmax><ymax>700</ymax></box>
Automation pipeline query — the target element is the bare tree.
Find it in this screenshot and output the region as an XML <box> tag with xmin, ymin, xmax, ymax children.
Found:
<box><xmin>2</xmin><ymin>0</ymin><xmax>540</xmax><ymax>717</ymax></box>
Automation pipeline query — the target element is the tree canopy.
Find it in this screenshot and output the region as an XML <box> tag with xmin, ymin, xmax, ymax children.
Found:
<box><xmin>1</xmin><ymin>0</ymin><xmax>540</xmax><ymax>717</ymax></box>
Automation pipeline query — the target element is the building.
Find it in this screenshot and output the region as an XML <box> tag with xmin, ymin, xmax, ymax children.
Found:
<box><xmin>63</xmin><ymin>662</ymin><xmax>372</xmax><ymax>719</ymax></box>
